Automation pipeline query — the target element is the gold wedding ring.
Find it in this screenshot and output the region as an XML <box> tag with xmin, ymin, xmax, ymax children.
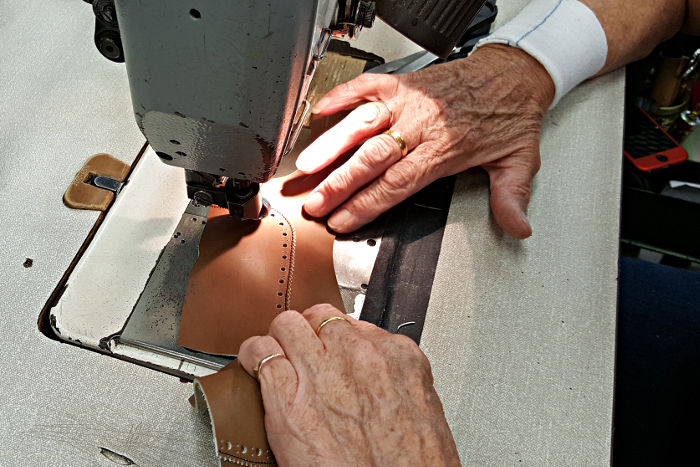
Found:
<box><xmin>383</xmin><ymin>129</ymin><xmax>408</xmax><ymax>158</ymax></box>
<box><xmin>377</xmin><ymin>100</ymin><xmax>394</xmax><ymax>126</ymax></box>
<box><xmin>315</xmin><ymin>316</ymin><xmax>349</xmax><ymax>336</ymax></box>
<box><xmin>254</xmin><ymin>352</ymin><xmax>285</xmax><ymax>382</ymax></box>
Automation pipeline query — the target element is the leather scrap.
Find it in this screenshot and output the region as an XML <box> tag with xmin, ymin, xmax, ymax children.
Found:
<box><xmin>177</xmin><ymin>168</ymin><xmax>344</xmax><ymax>356</ymax></box>
<box><xmin>193</xmin><ymin>361</ymin><xmax>275</xmax><ymax>466</ymax></box>
<box><xmin>63</xmin><ymin>153</ymin><xmax>130</xmax><ymax>211</ymax></box>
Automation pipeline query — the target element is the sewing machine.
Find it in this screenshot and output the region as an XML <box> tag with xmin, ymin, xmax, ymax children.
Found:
<box><xmin>105</xmin><ymin>0</ymin><xmax>377</xmax><ymax>221</ymax></box>
<box><xmin>93</xmin><ymin>0</ymin><xmax>484</xmax><ymax>220</ymax></box>
<box><xmin>42</xmin><ymin>0</ymin><xmax>488</xmax><ymax>377</ymax></box>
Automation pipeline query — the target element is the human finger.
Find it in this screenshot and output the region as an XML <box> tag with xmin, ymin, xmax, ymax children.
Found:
<box><xmin>296</xmin><ymin>102</ymin><xmax>393</xmax><ymax>174</ymax></box>
<box><xmin>238</xmin><ymin>335</ymin><xmax>295</xmax><ymax>386</ymax></box>
<box><xmin>484</xmin><ymin>149</ymin><xmax>540</xmax><ymax>239</ymax></box>
<box><xmin>312</xmin><ymin>73</ymin><xmax>399</xmax><ymax>116</ymax></box>
<box><xmin>267</xmin><ymin>310</ymin><xmax>324</xmax><ymax>367</ymax></box>
<box><xmin>326</xmin><ymin>144</ymin><xmax>441</xmax><ymax>233</ymax></box>
<box><xmin>303</xmin><ymin>131</ymin><xmax>412</xmax><ymax>217</ymax></box>
<box><xmin>301</xmin><ymin>304</ymin><xmax>354</xmax><ymax>347</ymax></box>
<box><xmin>346</xmin><ymin>316</ymin><xmax>383</xmax><ymax>333</ymax></box>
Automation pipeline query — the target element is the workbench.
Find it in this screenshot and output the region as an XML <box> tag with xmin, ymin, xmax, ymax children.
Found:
<box><xmin>0</xmin><ymin>0</ymin><xmax>620</xmax><ymax>464</ymax></box>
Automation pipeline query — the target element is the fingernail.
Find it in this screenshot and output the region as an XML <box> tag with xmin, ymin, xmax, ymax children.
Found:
<box><xmin>295</xmin><ymin>149</ymin><xmax>317</xmax><ymax>173</ymax></box>
<box><xmin>521</xmin><ymin>214</ymin><xmax>533</xmax><ymax>237</ymax></box>
<box><xmin>359</xmin><ymin>103</ymin><xmax>378</xmax><ymax>122</ymax></box>
<box><xmin>311</xmin><ymin>107</ymin><xmax>322</xmax><ymax>115</ymax></box>
<box><xmin>304</xmin><ymin>192</ymin><xmax>324</xmax><ymax>214</ymax></box>
<box><xmin>312</xmin><ymin>97</ymin><xmax>330</xmax><ymax>113</ymax></box>
<box><xmin>328</xmin><ymin>208</ymin><xmax>352</xmax><ymax>231</ymax></box>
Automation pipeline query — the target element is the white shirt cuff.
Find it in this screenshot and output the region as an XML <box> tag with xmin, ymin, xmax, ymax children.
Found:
<box><xmin>474</xmin><ymin>0</ymin><xmax>608</xmax><ymax>107</ymax></box>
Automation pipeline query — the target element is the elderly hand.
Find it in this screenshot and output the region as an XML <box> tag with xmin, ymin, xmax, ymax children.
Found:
<box><xmin>296</xmin><ymin>44</ymin><xmax>555</xmax><ymax>239</ymax></box>
<box><xmin>238</xmin><ymin>304</ymin><xmax>459</xmax><ymax>466</ymax></box>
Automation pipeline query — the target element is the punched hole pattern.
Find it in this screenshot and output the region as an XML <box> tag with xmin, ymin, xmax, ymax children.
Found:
<box><xmin>218</xmin><ymin>440</ymin><xmax>271</xmax><ymax>461</ymax></box>
<box><xmin>270</xmin><ymin>208</ymin><xmax>296</xmax><ymax>312</ymax></box>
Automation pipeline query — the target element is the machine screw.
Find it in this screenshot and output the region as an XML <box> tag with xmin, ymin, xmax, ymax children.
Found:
<box><xmin>93</xmin><ymin>0</ymin><xmax>118</xmax><ymax>26</ymax></box>
<box><xmin>95</xmin><ymin>30</ymin><xmax>124</xmax><ymax>62</ymax></box>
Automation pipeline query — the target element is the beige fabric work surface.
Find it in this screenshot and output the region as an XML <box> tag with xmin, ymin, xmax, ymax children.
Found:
<box><xmin>420</xmin><ymin>1</ymin><xmax>623</xmax><ymax>465</ymax></box>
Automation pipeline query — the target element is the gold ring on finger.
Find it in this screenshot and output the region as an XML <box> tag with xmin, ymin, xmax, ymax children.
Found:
<box><xmin>315</xmin><ymin>316</ymin><xmax>349</xmax><ymax>336</ymax></box>
<box><xmin>254</xmin><ymin>352</ymin><xmax>285</xmax><ymax>382</ymax></box>
<box><xmin>383</xmin><ymin>129</ymin><xmax>408</xmax><ymax>158</ymax></box>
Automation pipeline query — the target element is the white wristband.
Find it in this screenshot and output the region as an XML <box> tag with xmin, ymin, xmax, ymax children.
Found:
<box><xmin>474</xmin><ymin>0</ymin><xmax>608</xmax><ymax>107</ymax></box>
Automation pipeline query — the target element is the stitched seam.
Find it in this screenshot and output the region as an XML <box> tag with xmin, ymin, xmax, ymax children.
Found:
<box><xmin>270</xmin><ymin>208</ymin><xmax>296</xmax><ymax>309</ymax></box>
<box><xmin>515</xmin><ymin>0</ymin><xmax>563</xmax><ymax>46</ymax></box>
<box><xmin>285</xmin><ymin>217</ymin><xmax>296</xmax><ymax>310</ymax></box>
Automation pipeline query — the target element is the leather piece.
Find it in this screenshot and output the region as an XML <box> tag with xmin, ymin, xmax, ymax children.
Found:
<box><xmin>63</xmin><ymin>153</ymin><xmax>130</xmax><ymax>211</ymax></box>
<box><xmin>177</xmin><ymin>168</ymin><xmax>344</xmax><ymax>356</ymax></box>
<box><xmin>193</xmin><ymin>361</ymin><xmax>275</xmax><ymax>466</ymax></box>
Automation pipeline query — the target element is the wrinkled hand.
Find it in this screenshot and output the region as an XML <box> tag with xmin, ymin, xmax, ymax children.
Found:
<box><xmin>297</xmin><ymin>44</ymin><xmax>555</xmax><ymax>239</ymax></box>
<box><xmin>238</xmin><ymin>304</ymin><xmax>459</xmax><ymax>467</ymax></box>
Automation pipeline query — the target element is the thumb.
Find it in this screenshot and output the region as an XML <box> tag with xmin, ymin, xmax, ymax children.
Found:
<box><xmin>484</xmin><ymin>150</ymin><xmax>540</xmax><ymax>239</ymax></box>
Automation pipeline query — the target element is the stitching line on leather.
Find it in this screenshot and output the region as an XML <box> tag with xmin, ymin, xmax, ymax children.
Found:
<box><xmin>270</xmin><ymin>208</ymin><xmax>296</xmax><ymax>310</ymax></box>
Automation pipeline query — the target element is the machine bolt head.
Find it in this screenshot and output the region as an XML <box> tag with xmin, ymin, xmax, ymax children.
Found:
<box><xmin>93</xmin><ymin>0</ymin><xmax>118</xmax><ymax>26</ymax></box>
